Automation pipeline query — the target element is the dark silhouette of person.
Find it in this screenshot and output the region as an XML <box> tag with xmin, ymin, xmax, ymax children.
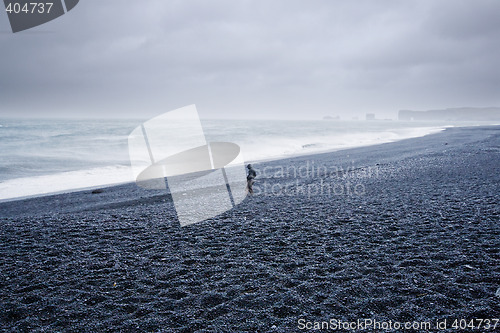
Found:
<box><xmin>246</xmin><ymin>164</ymin><xmax>257</xmax><ymax>194</ymax></box>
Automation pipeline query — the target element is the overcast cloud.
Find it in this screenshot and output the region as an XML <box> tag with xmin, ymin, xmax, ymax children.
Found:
<box><xmin>0</xmin><ymin>0</ymin><xmax>499</xmax><ymax>119</ymax></box>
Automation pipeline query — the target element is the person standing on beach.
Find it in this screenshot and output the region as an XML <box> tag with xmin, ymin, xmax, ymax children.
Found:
<box><xmin>246</xmin><ymin>164</ymin><xmax>257</xmax><ymax>194</ymax></box>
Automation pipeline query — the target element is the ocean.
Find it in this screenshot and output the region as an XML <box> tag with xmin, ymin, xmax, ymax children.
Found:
<box><xmin>0</xmin><ymin>117</ymin><xmax>492</xmax><ymax>202</ymax></box>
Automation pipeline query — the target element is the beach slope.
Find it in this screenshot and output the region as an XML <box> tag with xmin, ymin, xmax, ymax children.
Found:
<box><xmin>1</xmin><ymin>126</ymin><xmax>499</xmax><ymax>332</ymax></box>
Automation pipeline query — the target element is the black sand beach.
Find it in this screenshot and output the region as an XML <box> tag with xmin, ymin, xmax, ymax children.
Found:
<box><xmin>1</xmin><ymin>126</ymin><xmax>499</xmax><ymax>332</ymax></box>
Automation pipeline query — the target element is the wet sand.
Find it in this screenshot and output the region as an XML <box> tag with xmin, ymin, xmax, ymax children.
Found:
<box><xmin>1</xmin><ymin>126</ymin><xmax>499</xmax><ymax>332</ymax></box>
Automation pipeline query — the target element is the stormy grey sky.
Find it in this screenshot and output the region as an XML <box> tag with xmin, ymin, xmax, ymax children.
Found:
<box><xmin>1</xmin><ymin>0</ymin><xmax>499</xmax><ymax>120</ymax></box>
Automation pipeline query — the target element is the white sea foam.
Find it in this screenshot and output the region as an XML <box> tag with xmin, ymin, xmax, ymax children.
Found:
<box><xmin>239</xmin><ymin>126</ymin><xmax>446</xmax><ymax>162</ymax></box>
<box><xmin>0</xmin><ymin>119</ymin><xmax>449</xmax><ymax>202</ymax></box>
<box><xmin>0</xmin><ymin>165</ymin><xmax>134</xmax><ymax>202</ymax></box>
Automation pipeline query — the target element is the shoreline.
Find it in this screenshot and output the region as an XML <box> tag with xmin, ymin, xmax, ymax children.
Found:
<box><xmin>1</xmin><ymin>125</ymin><xmax>499</xmax><ymax>331</ymax></box>
<box><xmin>1</xmin><ymin>125</ymin><xmax>498</xmax><ymax>216</ymax></box>
<box><xmin>2</xmin><ymin>124</ymin><xmax>496</xmax><ymax>205</ymax></box>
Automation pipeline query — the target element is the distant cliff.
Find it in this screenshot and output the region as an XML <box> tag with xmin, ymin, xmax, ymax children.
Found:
<box><xmin>398</xmin><ymin>107</ymin><xmax>500</xmax><ymax>121</ymax></box>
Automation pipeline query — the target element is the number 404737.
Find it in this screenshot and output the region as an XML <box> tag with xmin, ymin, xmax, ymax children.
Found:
<box><xmin>5</xmin><ymin>2</ymin><xmax>54</xmax><ymax>14</ymax></box>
